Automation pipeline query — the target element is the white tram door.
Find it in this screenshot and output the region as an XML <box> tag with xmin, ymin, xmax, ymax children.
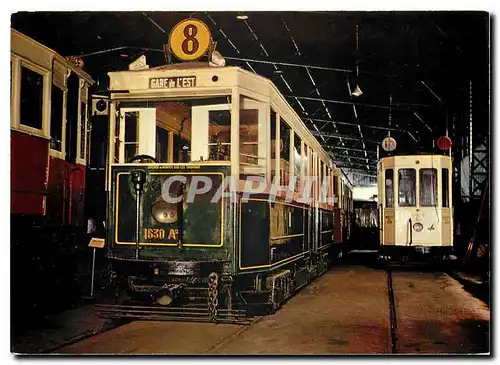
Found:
<box><xmin>379</xmin><ymin>167</ymin><xmax>396</xmax><ymax>246</ymax></box>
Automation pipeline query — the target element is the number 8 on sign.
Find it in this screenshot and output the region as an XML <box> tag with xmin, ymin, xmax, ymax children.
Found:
<box><xmin>169</xmin><ymin>19</ymin><xmax>212</xmax><ymax>61</ymax></box>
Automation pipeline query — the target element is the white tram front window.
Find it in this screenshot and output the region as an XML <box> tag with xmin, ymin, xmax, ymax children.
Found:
<box><xmin>114</xmin><ymin>97</ymin><xmax>231</xmax><ymax>164</ymax></box>
<box><xmin>398</xmin><ymin>168</ymin><xmax>416</xmax><ymax>207</ymax></box>
<box><xmin>419</xmin><ymin>168</ymin><xmax>437</xmax><ymax>207</ymax></box>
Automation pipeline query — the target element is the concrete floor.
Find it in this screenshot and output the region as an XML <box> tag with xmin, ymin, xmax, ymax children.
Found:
<box><xmin>56</xmin><ymin>265</ymin><xmax>490</xmax><ymax>355</ymax></box>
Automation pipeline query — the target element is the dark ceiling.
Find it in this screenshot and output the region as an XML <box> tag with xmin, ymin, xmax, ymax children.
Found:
<box><xmin>11</xmin><ymin>11</ymin><xmax>490</xmax><ymax>175</ymax></box>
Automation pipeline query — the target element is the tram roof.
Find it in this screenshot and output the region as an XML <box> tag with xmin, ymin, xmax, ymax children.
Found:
<box><xmin>11</xmin><ymin>29</ymin><xmax>94</xmax><ymax>85</ymax></box>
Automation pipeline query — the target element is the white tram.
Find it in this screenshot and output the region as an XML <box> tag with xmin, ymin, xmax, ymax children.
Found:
<box><xmin>378</xmin><ymin>155</ymin><xmax>454</xmax><ymax>260</ymax></box>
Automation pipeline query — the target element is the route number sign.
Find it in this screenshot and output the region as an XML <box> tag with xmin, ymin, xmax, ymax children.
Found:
<box><xmin>169</xmin><ymin>19</ymin><xmax>212</xmax><ymax>61</ymax></box>
<box><xmin>381</xmin><ymin>136</ymin><xmax>397</xmax><ymax>152</ymax></box>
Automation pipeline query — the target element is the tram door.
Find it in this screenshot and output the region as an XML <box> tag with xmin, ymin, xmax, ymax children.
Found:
<box><xmin>380</xmin><ymin>168</ymin><xmax>395</xmax><ymax>245</ymax></box>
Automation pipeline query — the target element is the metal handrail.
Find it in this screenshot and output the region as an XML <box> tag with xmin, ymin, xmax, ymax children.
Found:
<box><xmin>408</xmin><ymin>218</ymin><xmax>413</xmax><ymax>246</ymax></box>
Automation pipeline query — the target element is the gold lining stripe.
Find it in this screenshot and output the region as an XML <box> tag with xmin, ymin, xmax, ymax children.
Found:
<box><xmin>114</xmin><ymin>171</ymin><xmax>224</xmax><ymax>247</ymax></box>
<box><xmin>239</xmin><ymin>198</ymin><xmax>309</xmax><ymax>270</ymax></box>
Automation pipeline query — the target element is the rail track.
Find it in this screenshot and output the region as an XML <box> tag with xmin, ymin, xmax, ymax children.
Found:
<box><xmin>385</xmin><ymin>266</ymin><xmax>398</xmax><ymax>354</ymax></box>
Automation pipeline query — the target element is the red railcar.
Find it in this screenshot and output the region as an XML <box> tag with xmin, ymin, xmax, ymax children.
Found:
<box><xmin>11</xmin><ymin>29</ymin><xmax>94</xmax><ymax>235</ymax></box>
<box><xmin>332</xmin><ymin>168</ymin><xmax>354</xmax><ymax>247</ymax></box>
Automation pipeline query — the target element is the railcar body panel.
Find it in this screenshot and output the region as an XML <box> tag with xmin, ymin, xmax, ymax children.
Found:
<box><xmin>11</xmin><ymin>130</ymin><xmax>49</xmax><ymax>215</ymax></box>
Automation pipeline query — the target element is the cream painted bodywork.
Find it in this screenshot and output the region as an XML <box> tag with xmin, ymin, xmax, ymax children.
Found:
<box><xmin>378</xmin><ymin>155</ymin><xmax>453</xmax><ymax>247</ymax></box>
<box><xmin>10</xmin><ymin>29</ymin><xmax>94</xmax><ymax>163</ymax></box>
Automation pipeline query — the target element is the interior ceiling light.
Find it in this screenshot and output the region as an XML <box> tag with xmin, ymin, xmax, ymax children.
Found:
<box><xmin>351</xmin><ymin>23</ymin><xmax>363</xmax><ymax>98</ymax></box>
<box><xmin>351</xmin><ymin>85</ymin><xmax>363</xmax><ymax>97</ymax></box>
<box><xmin>236</xmin><ymin>14</ymin><xmax>248</xmax><ymax>20</ymax></box>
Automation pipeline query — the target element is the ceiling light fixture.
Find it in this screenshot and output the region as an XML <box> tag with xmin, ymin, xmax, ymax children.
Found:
<box><xmin>236</xmin><ymin>14</ymin><xmax>248</xmax><ymax>20</ymax></box>
<box><xmin>351</xmin><ymin>85</ymin><xmax>363</xmax><ymax>97</ymax></box>
<box><xmin>351</xmin><ymin>24</ymin><xmax>363</xmax><ymax>98</ymax></box>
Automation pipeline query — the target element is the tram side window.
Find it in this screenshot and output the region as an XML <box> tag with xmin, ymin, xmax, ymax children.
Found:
<box><xmin>385</xmin><ymin>169</ymin><xmax>394</xmax><ymax>207</ymax></box>
<box><xmin>293</xmin><ymin>132</ymin><xmax>301</xmax><ymax>191</ymax></box>
<box><xmin>20</xmin><ymin>66</ymin><xmax>44</xmax><ymax>130</ymax></box>
<box><xmin>442</xmin><ymin>168</ymin><xmax>449</xmax><ymax>207</ymax></box>
<box><xmin>398</xmin><ymin>169</ymin><xmax>416</xmax><ymax>207</ymax></box>
<box><xmin>50</xmin><ymin>85</ymin><xmax>63</xmax><ymax>151</ymax></box>
<box><xmin>270</xmin><ymin>110</ymin><xmax>277</xmax><ymax>183</ymax></box>
<box><xmin>80</xmin><ymin>102</ymin><xmax>87</xmax><ymax>159</ymax></box>
<box><xmin>280</xmin><ymin>118</ymin><xmax>291</xmax><ymax>188</ymax></box>
<box><xmin>419</xmin><ymin>168</ymin><xmax>437</xmax><ymax>207</ymax></box>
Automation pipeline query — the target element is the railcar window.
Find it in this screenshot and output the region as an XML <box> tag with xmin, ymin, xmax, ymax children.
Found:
<box><xmin>114</xmin><ymin>114</ymin><xmax>120</xmax><ymax>162</ymax></box>
<box><xmin>333</xmin><ymin>173</ymin><xmax>339</xmax><ymax>206</ymax></box>
<box><xmin>270</xmin><ymin>109</ymin><xmax>277</xmax><ymax>183</ymax></box>
<box><xmin>80</xmin><ymin>102</ymin><xmax>87</xmax><ymax>159</ymax></box>
<box><xmin>66</xmin><ymin>74</ymin><xmax>79</xmax><ymax>163</ymax></box>
<box><xmin>280</xmin><ymin>118</ymin><xmax>291</xmax><ymax>188</ymax></box>
<box><xmin>442</xmin><ymin>168</ymin><xmax>449</xmax><ymax>207</ymax></box>
<box><xmin>116</xmin><ymin>97</ymin><xmax>233</xmax><ymax>163</ymax></box>
<box><xmin>293</xmin><ymin>132</ymin><xmax>301</xmax><ymax>192</ymax></box>
<box><xmin>419</xmin><ymin>168</ymin><xmax>437</xmax><ymax>207</ymax></box>
<box><xmin>398</xmin><ymin>168</ymin><xmax>416</xmax><ymax>207</ymax></box>
<box><xmin>385</xmin><ymin>169</ymin><xmax>394</xmax><ymax>207</ymax></box>
<box><xmin>20</xmin><ymin>66</ymin><xmax>43</xmax><ymax>130</ymax></box>
<box><xmin>239</xmin><ymin>108</ymin><xmax>259</xmax><ymax>165</ymax></box>
<box><xmin>50</xmin><ymin>86</ymin><xmax>63</xmax><ymax>151</ymax></box>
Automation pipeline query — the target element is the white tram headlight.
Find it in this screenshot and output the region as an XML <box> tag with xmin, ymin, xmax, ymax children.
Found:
<box><xmin>413</xmin><ymin>222</ymin><xmax>424</xmax><ymax>232</ymax></box>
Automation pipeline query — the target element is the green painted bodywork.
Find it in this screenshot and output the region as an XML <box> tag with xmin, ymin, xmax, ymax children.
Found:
<box><xmin>107</xmin><ymin>164</ymin><xmax>235</xmax><ymax>267</ymax></box>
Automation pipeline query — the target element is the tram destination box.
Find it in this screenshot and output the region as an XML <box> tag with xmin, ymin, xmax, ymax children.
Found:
<box><xmin>149</xmin><ymin>76</ymin><xmax>196</xmax><ymax>89</ymax></box>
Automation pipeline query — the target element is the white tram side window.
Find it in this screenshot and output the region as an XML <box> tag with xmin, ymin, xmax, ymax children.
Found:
<box><xmin>385</xmin><ymin>169</ymin><xmax>394</xmax><ymax>207</ymax></box>
<box><xmin>419</xmin><ymin>168</ymin><xmax>437</xmax><ymax>207</ymax></box>
<box><xmin>20</xmin><ymin>66</ymin><xmax>44</xmax><ymax>130</ymax></box>
<box><xmin>50</xmin><ymin>85</ymin><xmax>64</xmax><ymax>151</ymax></box>
<box><xmin>398</xmin><ymin>168</ymin><xmax>416</xmax><ymax>207</ymax></box>
<box><xmin>280</xmin><ymin>118</ymin><xmax>291</xmax><ymax>188</ymax></box>
<box><xmin>442</xmin><ymin>168</ymin><xmax>449</xmax><ymax>207</ymax></box>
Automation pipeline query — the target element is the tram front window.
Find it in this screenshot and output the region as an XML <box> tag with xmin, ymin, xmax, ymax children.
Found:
<box><xmin>114</xmin><ymin>96</ymin><xmax>231</xmax><ymax>163</ymax></box>
<box><xmin>398</xmin><ymin>168</ymin><xmax>416</xmax><ymax>207</ymax></box>
<box><xmin>419</xmin><ymin>168</ymin><xmax>437</xmax><ymax>207</ymax></box>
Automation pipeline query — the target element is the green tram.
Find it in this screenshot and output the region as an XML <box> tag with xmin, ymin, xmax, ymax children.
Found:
<box><xmin>100</xmin><ymin>60</ymin><xmax>348</xmax><ymax>322</ymax></box>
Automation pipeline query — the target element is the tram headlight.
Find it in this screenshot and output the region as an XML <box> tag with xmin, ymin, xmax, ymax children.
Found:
<box><xmin>151</xmin><ymin>201</ymin><xmax>178</xmax><ymax>224</ymax></box>
<box><xmin>413</xmin><ymin>222</ymin><xmax>424</xmax><ymax>232</ymax></box>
